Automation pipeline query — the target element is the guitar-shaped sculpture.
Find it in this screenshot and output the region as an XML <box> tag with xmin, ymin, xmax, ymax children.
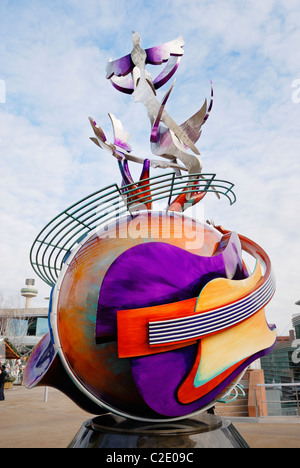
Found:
<box><xmin>24</xmin><ymin>33</ymin><xmax>277</xmax><ymax>425</ymax></box>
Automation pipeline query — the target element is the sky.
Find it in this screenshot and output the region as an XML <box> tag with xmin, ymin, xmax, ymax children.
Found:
<box><xmin>0</xmin><ymin>0</ymin><xmax>299</xmax><ymax>334</ymax></box>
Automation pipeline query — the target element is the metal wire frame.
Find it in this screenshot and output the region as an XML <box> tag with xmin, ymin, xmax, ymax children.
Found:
<box><xmin>30</xmin><ymin>172</ymin><xmax>236</xmax><ymax>287</ymax></box>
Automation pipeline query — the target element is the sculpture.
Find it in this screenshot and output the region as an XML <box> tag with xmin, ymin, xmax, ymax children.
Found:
<box><xmin>24</xmin><ymin>33</ymin><xmax>277</xmax><ymax>423</ymax></box>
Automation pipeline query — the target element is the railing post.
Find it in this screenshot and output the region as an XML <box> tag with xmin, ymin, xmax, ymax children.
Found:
<box><xmin>295</xmin><ymin>384</ymin><xmax>300</xmax><ymax>417</ymax></box>
<box><xmin>253</xmin><ymin>386</ymin><xmax>259</xmax><ymax>418</ymax></box>
<box><xmin>166</xmin><ymin>172</ymin><xmax>176</xmax><ymax>211</ymax></box>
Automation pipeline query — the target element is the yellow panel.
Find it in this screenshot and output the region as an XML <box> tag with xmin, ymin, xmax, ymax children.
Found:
<box><xmin>195</xmin><ymin>261</ymin><xmax>262</xmax><ymax>313</ymax></box>
<box><xmin>194</xmin><ymin>307</ymin><xmax>277</xmax><ymax>387</ymax></box>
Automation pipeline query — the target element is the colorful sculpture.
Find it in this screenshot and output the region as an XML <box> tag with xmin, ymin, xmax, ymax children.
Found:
<box><xmin>24</xmin><ymin>33</ymin><xmax>277</xmax><ymax>422</ymax></box>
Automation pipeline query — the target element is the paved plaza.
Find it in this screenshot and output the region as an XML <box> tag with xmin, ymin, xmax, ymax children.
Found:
<box><xmin>0</xmin><ymin>385</ymin><xmax>300</xmax><ymax>448</ymax></box>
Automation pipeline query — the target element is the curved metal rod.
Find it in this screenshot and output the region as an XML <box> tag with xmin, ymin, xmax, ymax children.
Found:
<box><xmin>30</xmin><ymin>173</ymin><xmax>236</xmax><ymax>286</ymax></box>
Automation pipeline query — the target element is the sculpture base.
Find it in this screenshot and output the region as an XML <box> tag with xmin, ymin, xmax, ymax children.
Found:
<box><xmin>68</xmin><ymin>413</ymin><xmax>249</xmax><ymax>449</ymax></box>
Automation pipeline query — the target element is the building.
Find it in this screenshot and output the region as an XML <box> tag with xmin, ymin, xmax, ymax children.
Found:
<box><xmin>292</xmin><ymin>313</ymin><xmax>300</xmax><ymax>340</ymax></box>
<box><xmin>0</xmin><ymin>307</ymin><xmax>48</xmax><ymax>356</ymax></box>
<box><xmin>0</xmin><ymin>279</ymin><xmax>48</xmax><ymax>357</ymax></box>
<box><xmin>217</xmin><ymin>316</ymin><xmax>300</xmax><ymax>418</ymax></box>
<box><xmin>261</xmin><ymin>330</ymin><xmax>298</xmax><ymax>384</ymax></box>
<box><xmin>261</xmin><ymin>316</ymin><xmax>300</xmax><ymax>384</ymax></box>
<box><xmin>260</xmin><ymin>314</ymin><xmax>300</xmax><ymax>416</ymax></box>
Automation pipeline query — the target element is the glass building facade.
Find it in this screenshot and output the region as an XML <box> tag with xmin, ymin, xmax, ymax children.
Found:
<box><xmin>260</xmin><ymin>314</ymin><xmax>300</xmax><ymax>415</ymax></box>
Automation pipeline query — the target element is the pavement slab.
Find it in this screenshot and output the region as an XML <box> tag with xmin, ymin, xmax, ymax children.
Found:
<box><xmin>1</xmin><ymin>385</ymin><xmax>300</xmax><ymax>448</ymax></box>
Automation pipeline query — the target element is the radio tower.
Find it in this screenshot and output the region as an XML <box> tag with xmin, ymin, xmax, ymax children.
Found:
<box><xmin>21</xmin><ymin>279</ymin><xmax>38</xmax><ymax>309</ymax></box>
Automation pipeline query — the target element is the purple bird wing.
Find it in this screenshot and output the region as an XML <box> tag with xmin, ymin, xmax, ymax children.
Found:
<box><xmin>106</xmin><ymin>53</ymin><xmax>133</xmax><ymax>79</ymax></box>
<box><xmin>109</xmin><ymin>56</ymin><xmax>181</xmax><ymax>93</ymax></box>
<box><xmin>109</xmin><ymin>113</ymin><xmax>132</xmax><ymax>153</ymax></box>
<box><xmin>145</xmin><ymin>36</ymin><xmax>185</xmax><ymax>89</ymax></box>
<box><xmin>202</xmin><ymin>81</ymin><xmax>214</xmax><ymax>125</ymax></box>
<box><xmin>106</xmin><ymin>37</ymin><xmax>184</xmax><ymax>92</ymax></box>
<box><xmin>150</xmin><ymin>81</ymin><xmax>175</xmax><ymax>143</ymax></box>
<box><xmin>145</xmin><ymin>36</ymin><xmax>185</xmax><ymax>65</ymax></box>
<box><xmin>153</xmin><ymin>55</ymin><xmax>182</xmax><ymax>90</ymax></box>
<box><xmin>110</xmin><ymin>75</ymin><xmax>134</xmax><ymax>95</ymax></box>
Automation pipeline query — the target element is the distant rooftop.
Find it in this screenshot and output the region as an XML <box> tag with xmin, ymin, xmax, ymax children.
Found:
<box><xmin>0</xmin><ymin>307</ymin><xmax>48</xmax><ymax>318</ymax></box>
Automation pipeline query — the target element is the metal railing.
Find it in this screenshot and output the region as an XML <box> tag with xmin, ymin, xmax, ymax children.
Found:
<box><xmin>29</xmin><ymin>172</ymin><xmax>236</xmax><ymax>287</ymax></box>
<box><xmin>254</xmin><ymin>383</ymin><xmax>300</xmax><ymax>418</ymax></box>
<box><xmin>216</xmin><ymin>382</ymin><xmax>300</xmax><ymax>418</ymax></box>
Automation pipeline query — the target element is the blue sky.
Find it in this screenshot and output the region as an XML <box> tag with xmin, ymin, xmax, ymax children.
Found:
<box><xmin>0</xmin><ymin>0</ymin><xmax>300</xmax><ymax>334</ymax></box>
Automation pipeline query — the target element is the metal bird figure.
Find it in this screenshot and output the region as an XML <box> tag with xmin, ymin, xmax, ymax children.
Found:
<box><xmin>88</xmin><ymin>115</ymin><xmax>187</xmax><ymax>173</ymax></box>
<box><xmin>106</xmin><ymin>32</ymin><xmax>184</xmax><ymax>92</ymax></box>
<box><xmin>92</xmin><ymin>32</ymin><xmax>218</xmax><ymax>210</ymax></box>
<box><xmin>107</xmin><ymin>32</ymin><xmax>200</xmax><ymax>156</ymax></box>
